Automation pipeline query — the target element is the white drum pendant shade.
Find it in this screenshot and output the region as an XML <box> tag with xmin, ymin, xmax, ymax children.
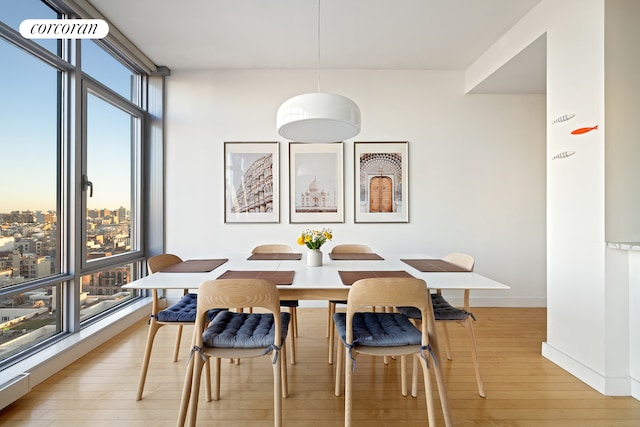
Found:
<box><xmin>276</xmin><ymin>92</ymin><xmax>361</xmax><ymax>143</ymax></box>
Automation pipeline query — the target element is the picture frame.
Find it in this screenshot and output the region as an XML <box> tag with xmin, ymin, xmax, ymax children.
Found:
<box><xmin>354</xmin><ymin>141</ymin><xmax>408</xmax><ymax>223</ymax></box>
<box><xmin>224</xmin><ymin>141</ymin><xmax>279</xmax><ymax>223</ymax></box>
<box><xmin>289</xmin><ymin>142</ymin><xmax>344</xmax><ymax>223</ymax></box>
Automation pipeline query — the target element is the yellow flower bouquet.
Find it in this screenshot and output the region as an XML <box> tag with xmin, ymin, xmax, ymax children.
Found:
<box><xmin>297</xmin><ymin>228</ymin><xmax>332</xmax><ymax>251</ymax></box>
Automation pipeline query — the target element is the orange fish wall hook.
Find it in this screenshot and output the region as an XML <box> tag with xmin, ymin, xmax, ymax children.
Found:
<box><xmin>571</xmin><ymin>125</ymin><xmax>598</xmax><ymax>135</ymax></box>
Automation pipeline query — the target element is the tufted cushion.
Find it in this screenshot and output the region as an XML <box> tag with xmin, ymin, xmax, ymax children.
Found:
<box><xmin>203</xmin><ymin>311</ymin><xmax>290</xmax><ymax>349</ymax></box>
<box><xmin>397</xmin><ymin>293</ymin><xmax>473</xmax><ymax>321</ymax></box>
<box><xmin>333</xmin><ymin>312</ymin><xmax>421</xmax><ymax>346</ymax></box>
<box><xmin>156</xmin><ymin>293</ymin><xmax>223</xmax><ymax>323</ymax></box>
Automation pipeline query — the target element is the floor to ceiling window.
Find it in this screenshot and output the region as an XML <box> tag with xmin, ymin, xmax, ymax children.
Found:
<box><xmin>0</xmin><ymin>0</ymin><xmax>160</xmax><ymax>367</ymax></box>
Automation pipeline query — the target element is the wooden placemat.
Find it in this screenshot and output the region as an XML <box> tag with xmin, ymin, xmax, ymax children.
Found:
<box><xmin>329</xmin><ymin>253</ymin><xmax>384</xmax><ymax>260</ymax></box>
<box><xmin>400</xmin><ymin>259</ymin><xmax>470</xmax><ymax>272</ymax></box>
<box><xmin>338</xmin><ymin>270</ymin><xmax>414</xmax><ymax>286</ymax></box>
<box><xmin>216</xmin><ymin>270</ymin><xmax>295</xmax><ymax>285</ymax></box>
<box><xmin>159</xmin><ymin>259</ymin><xmax>228</xmax><ymax>273</ymax></box>
<box><xmin>247</xmin><ymin>253</ymin><xmax>303</xmax><ymax>260</ymax></box>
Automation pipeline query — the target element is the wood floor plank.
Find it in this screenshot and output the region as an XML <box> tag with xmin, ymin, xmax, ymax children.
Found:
<box><xmin>1</xmin><ymin>307</ymin><xmax>640</xmax><ymax>426</ymax></box>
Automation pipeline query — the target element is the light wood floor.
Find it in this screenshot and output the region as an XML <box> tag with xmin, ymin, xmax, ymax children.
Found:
<box><xmin>2</xmin><ymin>307</ymin><xmax>640</xmax><ymax>426</ymax></box>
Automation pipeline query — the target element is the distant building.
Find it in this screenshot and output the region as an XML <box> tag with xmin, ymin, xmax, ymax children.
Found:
<box><xmin>0</xmin><ymin>237</ymin><xmax>14</xmax><ymax>252</ymax></box>
<box><xmin>19</xmin><ymin>254</ymin><xmax>51</xmax><ymax>280</ymax></box>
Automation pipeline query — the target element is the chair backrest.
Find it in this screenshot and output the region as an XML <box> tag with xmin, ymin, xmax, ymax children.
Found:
<box><xmin>330</xmin><ymin>244</ymin><xmax>373</xmax><ymax>254</ymax></box>
<box><xmin>442</xmin><ymin>253</ymin><xmax>474</xmax><ymax>271</ymax></box>
<box><xmin>147</xmin><ymin>253</ymin><xmax>183</xmax><ymax>274</ymax></box>
<box><xmin>194</xmin><ymin>279</ymin><xmax>283</xmax><ymax>345</ymax></box>
<box><xmin>346</xmin><ymin>277</ymin><xmax>430</xmax><ymax>344</ymax></box>
<box><xmin>252</xmin><ymin>244</ymin><xmax>294</xmax><ymax>254</ymax></box>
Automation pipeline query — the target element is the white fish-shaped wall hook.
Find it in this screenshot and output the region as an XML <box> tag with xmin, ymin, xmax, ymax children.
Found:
<box><xmin>552</xmin><ymin>113</ymin><xmax>576</xmax><ymax>124</ymax></box>
<box><xmin>552</xmin><ymin>151</ymin><xmax>576</xmax><ymax>160</ymax></box>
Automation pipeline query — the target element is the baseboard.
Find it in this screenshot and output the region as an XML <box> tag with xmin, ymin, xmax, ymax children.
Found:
<box><xmin>632</xmin><ymin>376</ymin><xmax>640</xmax><ymax>400</ymax></box>
<box><xmin>542</xmin><ymin>341</ymin><xmax>634</xmax><ymax>397</ymax></box>
<box><xmin>300</xmin><ymin>296</ymin><xmax>547</xmax><ymax>309</ymax></box>
<box><xmin>443</xmin><ymin>295</ymin><xmax>547</xmax><ymax>308</ymax></box>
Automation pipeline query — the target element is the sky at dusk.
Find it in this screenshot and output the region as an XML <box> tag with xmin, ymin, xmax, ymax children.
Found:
<box><xmin>1</xmin><ymin>1</ymin><xmax>136</xmax><ymax>214</ymax></box>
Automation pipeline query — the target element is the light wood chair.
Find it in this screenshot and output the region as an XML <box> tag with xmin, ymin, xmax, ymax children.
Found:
<box><xmin>251</xmin><ymin>244</ymin><xmax>298</xmax><ymax>365</ymax></box>
<box><xmin>327</xmin><ymin>244</ymin><xmax>373</xmax><ymax>364</ymax></box>
<box><xmin>333</xmin><ymin>277</ymin><xmax>453</xmax><ymax>427</ymax></box>
<box><xmin>177</xmin><ymin>279</ymin><xmax>289</xmax><ymax>427</ymax></box>
<box><xmin>398</xmin><ymin>252</ymin><xmax>486</xmax><ymax>397</ymax></box>
<box><xmin>136</xmin><ymin>254</ymin><xmax>224</xmax><ymax>400</ymax></box>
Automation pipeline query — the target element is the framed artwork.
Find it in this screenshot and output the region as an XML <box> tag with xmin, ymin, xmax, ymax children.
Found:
<box><xmin>289</xmin><ymin>142</ymin><xmax>344</xmax><ymax>223</ymax></box>
<box><xmin>224</xmin><ymin>141</ymin><xmax>279</xmax><ymax>223</ymax></box>
<box><xmin>354</xmin><ymin>141</ymin><xmax>408</xmax><ymax>223</ymax></box>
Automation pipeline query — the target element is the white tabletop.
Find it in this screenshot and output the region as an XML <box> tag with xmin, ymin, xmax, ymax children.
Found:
<box><xmin>122</xmin><ymin>253</ymin><xmax>509</xmax><ymax>298</ymax></box>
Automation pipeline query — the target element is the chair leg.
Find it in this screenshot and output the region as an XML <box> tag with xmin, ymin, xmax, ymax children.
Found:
<box><xmin>400</xmin><ymin>355</ymin><xmax>408</xmax><ymax>397</ymax></box>
<box><xmin>328</xmin><ymin>310</ymin><xmax>336</xmax><ymax>365</ymax></box>
<box><xmin>173</xmin><ymin>325</ymin><xmax>184</xmax><ymax>362</ymax></box>
<box><xmin>344</xmin><ymin>347</ymin><xmax>354</xmax><ymax>427</ymax></box>
<box><xmin>411</xmin><ymin>353</ymin><xmax>419</xmax><ymax>398</ymax></box>
<box><xmin>326</xmin><ymin>301</ymin><xmax>334</xmax><ymax>338</ymax></box>
<box><xmin>440</xmin><ymin>322</ymin><xmax>453</xmax><ymax>360</ymax></box>
<box><xmin>334</xmin><ymin>340</ymin><xmax>344</xmax><ymax>397</ymax></box>
<box><xmin>288</xmin><ymin>309</ymin><xmax>297</xmax><ymax>365</ymax></box>
<box><xmin>136</xmin><ymin>319</ymin><xmax>162</xmax><ymax>400</ymax></box>
<box><xmin>213</xmin><ymin>357</ymin><xmax>221</xmax><ymax>401</ymax></box>
<box><xmin>205</xmin><ymin>358</ymin><xmax>212</xmax><ymax>402</ymax></box>
<box><xmin>416</xmin><ymin>352</ymin><xmax>437</xmax><ymax>427</ymax></box>
<box><xmin>462</xmin><ymin>317</ymin><xmax>486</xmax><ymax>397</ymax></box>
<box><xmin>280</xmin><ymin>341</ymin><xmax>289</xmax><ymax>398</ymax></box>
<box><xmin>291</xmin><ymin>306</ymin><xmax>299</xmax><ymax>337</ymax></box>
<box><xmin>272</xmin><ymin>350</ymin><xmax>283</xmax><ymax>427</ymax></box>
<box><xmin>429</xmin><ymin>331</ymin><xmax>454</xmax><ymax>426</ymax></box>
<box><xmin>186</xmin><ymin>353</ymin><xmax>206</xmax><ymax>427</ymax></box>
<box><xmin>176</xmin><ymin>348</ymin><xmax>196</xmax><ymax>427</ymax></box>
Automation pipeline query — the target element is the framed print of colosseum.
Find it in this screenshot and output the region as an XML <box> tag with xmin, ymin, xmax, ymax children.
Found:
<box><xmin>224</xmin><ymin>142</ymin><xmax>279</xmax><ymax>223</ymax></box>
<box><xmin>289</xmin><ymin>142</ymin><xmax>344</xmax><ymax>223</ymax></box>
<box><xmin>354</xmin><ymin>141</ymin><xmax>408</xmax><ymax>223</ymax></box>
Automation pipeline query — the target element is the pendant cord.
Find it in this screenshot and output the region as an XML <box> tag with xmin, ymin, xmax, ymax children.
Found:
<box><xmin>317</xmin><ymin>0</ymin><xmax>321</xmax><ymax>93</ymax></box>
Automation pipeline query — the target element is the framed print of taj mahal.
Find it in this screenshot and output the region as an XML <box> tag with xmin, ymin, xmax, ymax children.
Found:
<box><xmin>289</xmin><ymin>142</ymin><xmax>344</xmax><ymax>223</ymax></box>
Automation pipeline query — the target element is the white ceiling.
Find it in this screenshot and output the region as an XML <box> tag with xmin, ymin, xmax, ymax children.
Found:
<box><xmin>87</xmin><ymin>0</ymin><xmax>545</xmax><ymax>93</ymax></box>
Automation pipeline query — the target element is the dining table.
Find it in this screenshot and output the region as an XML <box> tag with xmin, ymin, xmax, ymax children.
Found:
<box><xmin>121</xmin><ymin>252</ymin><xmax>510</xmax><ymax>300</ymax></box>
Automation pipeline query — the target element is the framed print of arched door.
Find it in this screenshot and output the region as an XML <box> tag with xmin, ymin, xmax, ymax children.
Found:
<box><xmin>355</xmin><ymin>141</ymin><xmax>408</xmax><ymax>223</ymax></box>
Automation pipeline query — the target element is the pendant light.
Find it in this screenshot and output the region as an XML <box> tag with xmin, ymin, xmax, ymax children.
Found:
<box><xmin>276</xmin><ymin>0</ymin><xmax>361</xmax><ymax>143</ymax></box>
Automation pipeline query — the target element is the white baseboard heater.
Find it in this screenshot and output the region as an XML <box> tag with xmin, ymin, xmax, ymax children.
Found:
<box><xmin>0</xmin><ymin>373</ymin><xmax>30</xmax><ymax>410</ymax></box>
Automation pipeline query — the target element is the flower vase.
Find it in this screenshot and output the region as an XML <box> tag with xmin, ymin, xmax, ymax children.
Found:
<box><xmin>307</xmin><ymin>250</ymin><xmax>323</xmax><ymax>267</ymax></box>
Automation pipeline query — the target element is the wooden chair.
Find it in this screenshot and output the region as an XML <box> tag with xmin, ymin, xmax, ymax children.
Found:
<box><xmin>177</xmin><ymin>279</ymin><xmax>289</xmax><ymax>427</ymax></box>
<box><xmin>251</xmin><ymin>244</ymin><xmax>298</xmax><ymax>365</ymax></box>
<box><xmin>397</xmin><ymin>252</ymin><xmax>486</xmax><ymax>397</ymax></box>
<box><xmin>136</xmin><ymin>254</ymin><xmax>224</xmax><ymax>400</ymax></box>
<box><xmin>327</xmin><ymin>244</ymin><xmax>374</xmax><ymax>364</ymax></box>
<box><xmin>333</xmin><ymin>277</ymin><xmax>453</xmax><ymax>427</ymax></box>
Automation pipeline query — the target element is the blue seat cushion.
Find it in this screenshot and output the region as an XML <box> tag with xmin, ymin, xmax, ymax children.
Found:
<box><xmin>156</xmin><ymin>293</ymin><xmax>224</xmax><ymax>322</ymax></box>
<box><xmin>397</xmin><ymin>293</ymin><xmax>473</xmax><ymax>321</ymax></box>
<box><xmin>203</xmin><ymin>311</ymin><xmax>291</xmax><ymax>349</ymax></box>
<box><xmin>333</xmin><ymin>312</ymin><xmax>421</xmax><ymax>347</ymax></box>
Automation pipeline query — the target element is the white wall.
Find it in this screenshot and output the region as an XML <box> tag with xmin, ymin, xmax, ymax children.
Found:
<box><xmin>468</xmin><ymin>0</ymin><xmax>637</xmax><ymax>398</ymax></box>
<box><xmin>164</xmin><ymin>69</ymin><xmax>546</xmax><ymax>307</ymax></box>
